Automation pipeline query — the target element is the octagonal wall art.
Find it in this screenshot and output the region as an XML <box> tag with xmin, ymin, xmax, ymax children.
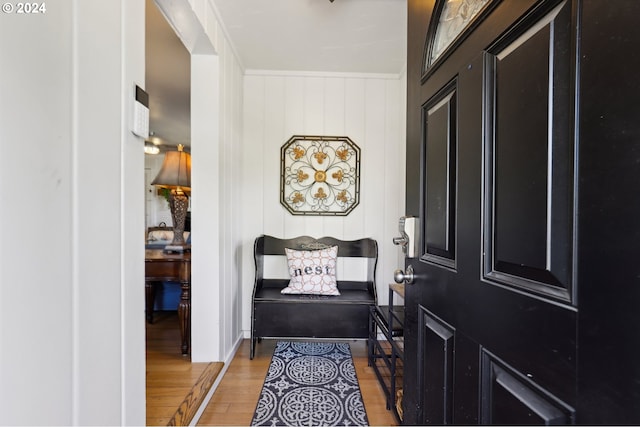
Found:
<box><xmin>280</xmin><ymin>135</ymin><xmax>361</xmax><ymax>216</ymax></box>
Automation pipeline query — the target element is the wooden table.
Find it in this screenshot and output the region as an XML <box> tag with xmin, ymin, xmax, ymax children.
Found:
<box><xmin>145</xmin><ymin>249</ymin><xmax>191</xmax><ymax>355</ymax></box>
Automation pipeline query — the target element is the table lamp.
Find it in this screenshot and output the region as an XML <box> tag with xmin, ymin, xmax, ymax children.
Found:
<box><xmin>151</xmin><ymin>144</ymin><xmax>191</xmax><ymax>252</ymax></box>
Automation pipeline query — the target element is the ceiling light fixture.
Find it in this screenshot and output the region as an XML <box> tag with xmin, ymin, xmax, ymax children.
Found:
<box><xmin>144</xmin><ymin>143</ymin><xmax>160</xmax><ymax>155</ymax></box>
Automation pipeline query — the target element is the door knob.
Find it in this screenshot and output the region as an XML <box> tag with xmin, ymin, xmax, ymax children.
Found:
<box><xmin>393</xmin><ymin>235</ymin><xmax>408</xmax><ymax>246</ymax></box>
<box><xmin>394</xmin><ymin>264</ymin><xmax>415</xmax><ymax>284</ymax></box>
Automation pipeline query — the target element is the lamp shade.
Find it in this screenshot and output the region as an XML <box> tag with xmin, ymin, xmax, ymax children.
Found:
<box><xmin>151</xmin><ymin>144</ymin><xmax>191</xmax><ymax>190</ymax></box>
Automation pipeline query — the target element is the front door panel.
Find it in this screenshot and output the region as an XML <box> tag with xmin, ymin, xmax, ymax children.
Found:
<box><xmin>404</xmin><ymin>0</ymin><xmax>578</xmax><ymax>424</ymax></box>
<box><xmin>483</xmin><ymin>0</ymin><xmax>574</xmax><ymax>303</ymax></box>
<box><xmin>423</xmin><ymin>80</ymin><xmax>457</xmax><ymax>268</ymax></box>
<box><xmin>480</xmin><ymin>349</ymin><xmax>575</xmax><ymax>424</ymax></box>
<box><xmin>417</xmin><ymin>307</ymin><xmax>455</xmax><ymax>424</ymax></box>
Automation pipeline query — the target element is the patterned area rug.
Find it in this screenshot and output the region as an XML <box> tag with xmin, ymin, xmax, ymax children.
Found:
<box><xmin>251</xmin><ymin>341</ymin><xmax>369</xmax><ymax>426</ymax></box>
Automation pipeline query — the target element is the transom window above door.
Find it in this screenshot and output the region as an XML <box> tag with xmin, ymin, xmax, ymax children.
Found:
<box><xmin>424</xmin><ymin>0</ymin><xmax>492</xmax><ymax>72</ymax></box>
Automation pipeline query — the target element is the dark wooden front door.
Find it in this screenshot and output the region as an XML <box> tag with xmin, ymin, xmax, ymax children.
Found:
<box><xmin>403</xmin><ymin>0</ymin><xmax>640</xmax><ymax>424</ymax></box>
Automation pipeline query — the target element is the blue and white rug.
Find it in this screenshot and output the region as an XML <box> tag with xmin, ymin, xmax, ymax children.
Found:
<box><xmin>251</xmin><ymin>341</ymin><xmax>369</xmax><ymax>426</ymax></box>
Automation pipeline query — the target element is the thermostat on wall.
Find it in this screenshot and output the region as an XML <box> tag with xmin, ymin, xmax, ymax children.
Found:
<box><xmin>132</xmin><ymin>85</ymin><xmax>149</xmax><ymax>138</ymax></box>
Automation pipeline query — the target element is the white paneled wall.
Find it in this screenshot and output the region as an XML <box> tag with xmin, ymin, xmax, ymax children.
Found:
<box><xmin>216</xmin><ymin>28</ymin><xmax>245</xmax><ymax>361</ymax></box>
<box><xmin>240</xmin><ymin>71</ymin><xmax>407</xmax><ymax>336</ymax></box>
<box><xmin>2</xmin><ymin>1</ymin><xmax>146</xmax><ymax>424</ymax></box>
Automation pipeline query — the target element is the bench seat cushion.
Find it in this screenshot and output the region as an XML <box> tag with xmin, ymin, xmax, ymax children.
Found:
<box><xmin>255</xmin><ymin>287</ymin><xmax>375</xmax><ymax>304</ymax></box>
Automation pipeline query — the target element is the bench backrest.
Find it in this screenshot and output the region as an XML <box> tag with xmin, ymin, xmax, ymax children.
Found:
<box><xmin>254</xmin><ymin>234</ymin><xmax>378</xmax><ymax>297</ymax></box>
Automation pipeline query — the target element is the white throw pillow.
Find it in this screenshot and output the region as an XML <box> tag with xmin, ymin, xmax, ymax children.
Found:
<box><xmin>281</xmin><ymin>246</ymin><xmax>340</xmax><ymax>295</ymax></box>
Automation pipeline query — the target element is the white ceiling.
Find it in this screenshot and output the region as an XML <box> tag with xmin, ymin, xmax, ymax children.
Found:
<box><xmin>213</xmin><ymin>0</ymin><xmax>407</xmax><ymax>74</ymax></box>
<box><xmin>145</xmin><ymin>0</ymin><xmax>407</xmax><ymax>151</ymax></box>
<box><xmin>146</xmin><ymin>0</ymin><xmax>191</xmax><ymax>151</ymax></box>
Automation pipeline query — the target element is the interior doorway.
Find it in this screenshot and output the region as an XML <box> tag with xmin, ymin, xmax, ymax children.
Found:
<box><xmin>145</xmin><ymin>0</ymin><xmax>221</xmax><ymax>362</ymax></box>
<box><xmin>144</xmin><ymin>0</ymin><xmax>190</xmax><ymax>229</ymax></box>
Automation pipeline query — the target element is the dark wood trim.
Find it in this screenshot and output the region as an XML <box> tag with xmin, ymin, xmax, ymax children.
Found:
<box><xmin>167</xmin><ymin>362</ymin><xmax>223</xmax><ymax>426</ymax></box>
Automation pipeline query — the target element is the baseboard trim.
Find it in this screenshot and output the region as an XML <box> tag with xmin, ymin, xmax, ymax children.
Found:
<box><xmin>188</xmin><ymin>334</ymin><xmax>244</xmax><ymax>426</ymax></box>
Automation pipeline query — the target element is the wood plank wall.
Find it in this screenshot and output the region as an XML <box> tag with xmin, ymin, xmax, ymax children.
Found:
<box><xmin>240</xmin><ymin>71</ymin><xmax>407</xmax><ymax>335</ymax></box>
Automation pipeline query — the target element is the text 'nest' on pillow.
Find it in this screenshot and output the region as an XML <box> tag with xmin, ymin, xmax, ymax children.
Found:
<box><xmin>282</xmin><ymin>246</ymin><xmax>339</xmax><ymax>295</ymax></box>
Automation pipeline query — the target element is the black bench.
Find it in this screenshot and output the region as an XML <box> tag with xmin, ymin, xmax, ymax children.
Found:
<box><xmin>250</xmin><ymin>234</ymin><xmax>378</xmax><ymax>359</ymax></box>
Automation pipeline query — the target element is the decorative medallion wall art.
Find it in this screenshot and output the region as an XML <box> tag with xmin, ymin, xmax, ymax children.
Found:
<box><xmin>280</xmin><ymin>135</ymin><xmax>360</xmax><ymax>216</ymax></box>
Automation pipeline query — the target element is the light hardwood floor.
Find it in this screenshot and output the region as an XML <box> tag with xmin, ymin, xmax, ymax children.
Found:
<box><xmin>147</xmin><ymin>312</ymin><xmax>398</xmax><ymax>426</ymax></box>
<box><xmin>146</xmin><ymin>312</ymin><xmax>223</xmax><ymax>426</ymax></box>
